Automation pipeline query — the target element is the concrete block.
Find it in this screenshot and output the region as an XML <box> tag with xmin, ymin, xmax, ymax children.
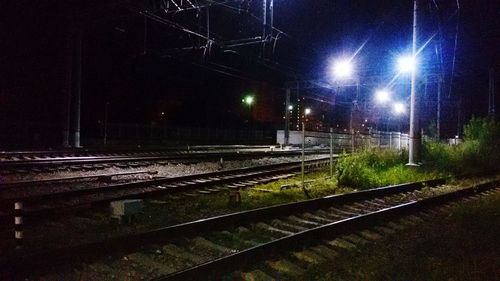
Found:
<box><xmin>110</xmin><ymin>199</ymin><xmax>144</xmax><ymax>219</ymax></box>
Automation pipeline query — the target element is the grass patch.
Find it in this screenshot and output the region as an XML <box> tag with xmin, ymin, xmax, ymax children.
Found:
<box><xmin>144</xmin><ymin>170</ymin><xmax>351</xmax><ymax>225</ymax></box>
<box><xmin>335</xmin><ymin>117</ymin><xmax>500</xmax><ymax>190</ymax></box>
<box><xmin>422</xmin><ymin>116</ymin><xmax>500</xmax><ymax>174</ymax></box>
<box><xmin>239</xmin><ymin>171</ymin><xmax>352</xmax><ymax>209</ymax></box>
<box><xmin>335</xmin><ymin>149</ymin><xmax>441</xmax><ymax>190</ymax></box>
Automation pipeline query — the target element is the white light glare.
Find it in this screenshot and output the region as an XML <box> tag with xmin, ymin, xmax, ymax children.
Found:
<box><xmin>332</xmin><ymin>59</ymin><xmax>354</xmax><ymax>79</ymax></box>
<box><xmin>393</xmin><ymin>102</ymin><xmax>406</xmax><ymax>114</ymax></box>
<box><xmin>288</xmin><ymin>105</ymin><xmax>293</xmax><ymax>110</ymax></box>
<box><xmin>397</xmin><ymin>55</ymin><xmax>416</xmax><ymax>73</ymax></box>
<box><xmin>304</xmin><ymin>108</ymin><xmax>312</xmax><ymax>115</ymax></box>
<box><xmin>375</xmin><ymin>89</ymin><xmax>391</xmax><ymax>104</ymax></box>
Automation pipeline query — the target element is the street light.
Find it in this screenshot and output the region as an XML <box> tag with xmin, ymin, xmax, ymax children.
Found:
<box><xmin>393</xmin><ymin>102</ymin><xmax>406</xmax><ymax>115</ymax></box>
<box><xmin>328</xmin><ymin>57</ymin><xmax>358</xmax><ymax>152</ymax></box>
<box><xmin>375</xmin><ymin>89</ymin><xmax>391</xmax><ymax>104</ymax></box>
<box><xmin>242</xmin><ymin>95</ymin><xmax>254</xmax><ymax>106</ymax></box>
<box><xmin>397</xmin><ymin>55</ymin><xmax>417</xmax><ymax>73</ymax></box>
<box><xmin>301</xmin><ymin>107</ymin><xmax>312</xmax><ymax>197</ymax></box>
<box><xmin>330</xmin><ymin>58</ymin><xmax>354</xmax><ymax>80</ymax></box>
<box><xmin>304</xmin><ymin>108</ymin><xmax>311</xmax><ymax>116</ymax></box>
<box><xmin>288</xmin><ymin>105</ymin><xmax>293</xmax><ymax>111</ymax></box>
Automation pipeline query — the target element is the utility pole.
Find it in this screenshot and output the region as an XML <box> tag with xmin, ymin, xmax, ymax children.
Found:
<box><xmin>489</xmin><ymin>68</ymin><xmax>495</xmax><ymax>118</ymax></box>
<box><xmin>350</xmin><ymin>101</ymin><xmax>354</xmax><ymax>152</ymax></box>
<box><xmin>329</xmin><ymin>128</ymin><xmax>334</xmax><ymax>177</ymax></box>
<box><xmin>437</xmin><ymin>76</ymin><xmax>442</xmax><ymax>140</ymax></box>
<box><xmin>284</xmin><ymin>87</ymin><xmax>291</xmax><ymax>146</ymax></box>
<box><xmin>408</xmin><ymin>0</ymin><xmax>419</xmax><ymax>166</ymax></box>
<box><xmin>262</xmin><ymin>0</ymin><xmax>273</xmax><ymax>57</ymax></box>
<box><xmin>62</xmin><ymin>27</ymin><xmax>73</xmax><ymax>148</ymax></box>
<box><xmin>301</xmin><ymin>121</ymin><xmax>305</xmax><ymax>189</ymax></box>
<box><xmin>72</xmin><ymin>28</ymin><xmax>82</xmax><ymax>148</ymax></box>
<box><xmin>104</xmin><ymin>102</ymin><xmax>109</xmax><ymax>145</ymax></box>
<box><xmin>457</xmin><ymin>98</ymin><xmax>461</xmax><ymax>137</ymax></box>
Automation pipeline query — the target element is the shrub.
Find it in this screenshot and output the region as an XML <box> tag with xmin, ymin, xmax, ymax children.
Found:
<box><xmin>422</xmin><ymin>117</ymin><xmax>500</xmax><ymax>175</ymax></box>
<box><xmin>335</xmin><ymin>149</ymin><xmax>431</xmax><ymax>189</ymax></box>
<box><xmin>335</xmin><ymin>117</ymin><xmax>499</xmax><ymax>190</ymax></box>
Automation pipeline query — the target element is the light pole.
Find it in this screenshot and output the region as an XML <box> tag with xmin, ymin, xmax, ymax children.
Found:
<box><xmin>398</xmin><ymin>53</ymin><xmax>418</xmax><ymax>163</ymax></box>
<box><xmin>372</xmin><ymin>88</ymin><xmax>407</xmax><ymax>149</ymax></box>
<box><xmin>408</xmin><ymin>0</ymin><xmax>419</xmax><ymax>165</ymax></box>
<box><xmin>301</xmin><ymin>108</ymin><xmax>311</xmax><ymax>193</ymax></box>
<box><xmin>284</xmin><ymin>88</ymin><xmax>291</xmax><ymax>146</ymax></box>
<box><xmin>329</xmin><ymin>127</ymin><xmax>334</xmax><ymax>177</ymax></box>
<box><xmin>242</xmin><ymin>94</ymin><xmax>255</xmax><ymax>129</ymax></box>
<box><xmin>242</xmin><ymin>95</ymin><xmax>254</xmax><ymax>111</ymax></box>
<box><xmin>373</xmin><ymin>89</ymin><xmax>392</xmax><ymax>148</ymax></box>
<box><xmin>392</xmin><ymin>102</ymin><xmax>406</xmax><ymax>149</ymax></box>
<box><xmin>103</xmin><ymin>102</ymin><xmax>109</xmax><ymax>145</ymax></box>
<box><xmin>329</xmin><ymin>57</ymin><xmax>357</xmax><ymax>152</ymax></box>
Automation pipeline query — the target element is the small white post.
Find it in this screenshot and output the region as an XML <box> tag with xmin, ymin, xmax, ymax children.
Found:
<box><xmin>389</xmin><ymin>132</ymin><xmax>393</xmax><ymax>149</ymax></box>
<box><xmin>14</xmin><ymin>202</ymin><xmax>23</xmax><ymax>249</ymax></box>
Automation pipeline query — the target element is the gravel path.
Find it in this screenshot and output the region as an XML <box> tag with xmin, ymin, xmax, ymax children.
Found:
<box><xmin>0</xmin><ymin>155</ymin><xmax>329</xmax><ymax>184</ymax></box>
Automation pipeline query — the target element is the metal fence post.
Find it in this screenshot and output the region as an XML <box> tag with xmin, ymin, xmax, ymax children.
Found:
<box><xmin>329</xmin><ymin>128</ymin><xmax>333</xmax><ymax>178</ymax></box>
<box><xmin>398</xmin><ymin>132</ymin><xmax>402</xmax><ymax>150</ymax></box>
<box><xmin>389</xmin><ymin>132</ymin><xmax>393</xmax><ymax>149</ymax></box>
<box><xmin>301</xmin><ymin>122</ymin><xmax>305</xmax><ymax>189</ymax></box>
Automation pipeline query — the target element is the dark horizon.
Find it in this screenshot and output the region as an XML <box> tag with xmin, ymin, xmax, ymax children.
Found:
<box><xmin>1</xmin><ymin>0</ymin><xmax>498</xmax><ymax>147</ymax></box>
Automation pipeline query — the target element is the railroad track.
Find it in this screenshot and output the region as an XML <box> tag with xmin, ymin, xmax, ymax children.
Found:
<box><xmin>0</xmin><ymin>147</ymin><xmax>331</xmax><ymax>173</ymax></box>
<box><xmin>0</xmin><ymin>157</ymin><xmax>331</xmax><ymax>221</ymax></box>
<box><xmin>3</xmin><ymin>177</ymin><xmax>496</xmax><ymax>280</ymax></box>
<box><xmin>0</xmin><ymin>145</ymin><xmax>276</xmax><ymax>160</ymax></box>
<box><xmin>0</xmin><ymin>145</ymin><xmax>275</xmax><ymax>160</ymax></box>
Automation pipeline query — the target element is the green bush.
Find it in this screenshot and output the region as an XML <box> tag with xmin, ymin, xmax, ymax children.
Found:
<box><xmin>422</xmin><ymin>117</ymin><xmax>500</xmax><ymax>174</ymax></box>
<box><xmin>335</xmin><ymin>117</ymin><xmax>499</xmax><ymax>190</ymax></box>
<box><xmin>335</xmin><ymin>149</ymin><xmax>433</xmax><ymax>189</ymax></box>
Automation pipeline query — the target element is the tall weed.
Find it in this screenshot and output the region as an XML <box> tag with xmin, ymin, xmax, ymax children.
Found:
<box><xmin>335</xmin><ymin>149</ymin><xmax>434</xmax><ymax>189</ymax></box>
<box><xmin>422</xmin><ymin>117</ymin><xmax>500</xmax><ymax>174</ymax></box>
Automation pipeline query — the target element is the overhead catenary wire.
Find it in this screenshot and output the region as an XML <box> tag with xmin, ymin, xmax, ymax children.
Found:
<box><xmin>448</xmin><ymin>0</ymin><xmax>460</xmax><ymax>98</ymax></box>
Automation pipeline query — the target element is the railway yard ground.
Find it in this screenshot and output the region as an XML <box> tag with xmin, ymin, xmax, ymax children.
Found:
<box><xmin>0</xmin><ymin>147</ymin><xmax>498</xmax><ymax>281</ymax></box>
<box><xmin>302</xmin><ymin>189</ymin><xmax>500</xmax><ymax>281</ymax></box>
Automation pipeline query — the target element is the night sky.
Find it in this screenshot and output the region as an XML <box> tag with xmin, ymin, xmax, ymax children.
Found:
<box><xmin>1</xmin><ymin>0</ymin><xmax>498</xmax><ymax>146</ymax></box>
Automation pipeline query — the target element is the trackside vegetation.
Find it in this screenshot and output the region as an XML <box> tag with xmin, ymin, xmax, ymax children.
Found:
<box><xmin>336</xmin><ymin>117</ymin><xmax>500</xmax><ymax>189</ymax></box>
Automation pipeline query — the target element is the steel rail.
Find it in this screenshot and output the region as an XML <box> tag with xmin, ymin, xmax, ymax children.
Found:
<box><xmin>159</xmin><ymin>180</ymin><xmax>498</xmax><ymax>281</ymax></box>
<box><xmin>0</xmin><ymin>177</ymin><xmax>447</xmax><ymax>274</ymax></box>
<box><xmin>0</xmin><ymin>145</ymin><xmax>276</xmax><ymax>156</ymax></box>
<box><xmin>0</xmin><ymin>149</ymin><xmax>331</xmax><ymax>170</ymax></box>
<box><xmin>0</xmin><ymin>157</ymin><xmax>331</xmax><ymax>219</ymax></box>
<box><xmin>0</xmin><ymin>170</ymin><xmax>157</xmax><ymax>188</ymax></box>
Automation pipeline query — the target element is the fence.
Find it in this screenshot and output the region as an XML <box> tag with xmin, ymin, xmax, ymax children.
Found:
<box><xmin>87</xmin><ymin>123</ymin><xmax>276</xmax><ymax>146</ymax></box>
<box><xmin>276</xmin><ymin>130</ymin><xmax>410</xmax><ymax>151</ymax></box>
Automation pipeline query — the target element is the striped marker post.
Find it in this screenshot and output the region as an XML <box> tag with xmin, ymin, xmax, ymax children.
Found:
<box><xmin>14</xmin><ymin>202</ymin><xmax>23</xmax><ymax>249</ymax></box>
<box><xmin>218</xmin><ymin>157</ymin><xmax>224</xmax><ymax>170</ymax></box>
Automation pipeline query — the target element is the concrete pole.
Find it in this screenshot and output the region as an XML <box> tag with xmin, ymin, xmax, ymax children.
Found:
<box><xmin>408</xmin><ymin>0</ymin><xmax>419</xmax><ymax>165</ymax></box>
<box><xmin>456</xmin><ymin>98</ymin><xmax>461</xmax><ymax>138</ymax></box>
<box><xmin>61</xmin><ymin>27</ymin><xmax>73</xmax><ymax>148</ymax></box>
<box><xmin>104</xmin><ymin>102</ymin><xmax>109</xmax><ymax>145</ymax></box>
<box><xmin>301</xmin><ymin>122</ymin><xmax>305</xmax><ymax>189</ymax></box>
<box><xmin>398</xmin><ymin>132</ymin><xmax>402</xmax><ymax>150</ymax></box>
<box><xmin>437</xmin><ymin>77</ymin><xmax>441</xmax><ymax>140</ymax></box>
<box><xmin>488</xmin><ymin>68</ymin><xmax>495</xmax><ymax>118</ymax></box>
<box><xmin>262</xmin><ymin>0</ymin><xmax>267</xmax><ymax>39</ymax></box>
<box><xmin>389</xmin><ymin>132</ymin><xmax>393</xmax><ymax>149</ymax></box>
<box><xmin>350</xmin><ymin>101</ymin><xmax>354</xmax><ymax>152</ymax></box>
<box><xmin>329</xmin><ymin>127</ymin><xmax>333</xmax><ymax>177</ymax></box>
<box><xmin>72</xmin><ymin>29</ymin><xmax>82</xmax><ymax>148</ymax></box>
<box><xmin>284</xmin><ymin>88</ymin><xmax>290</xmax><ymax>146</ymax></box>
